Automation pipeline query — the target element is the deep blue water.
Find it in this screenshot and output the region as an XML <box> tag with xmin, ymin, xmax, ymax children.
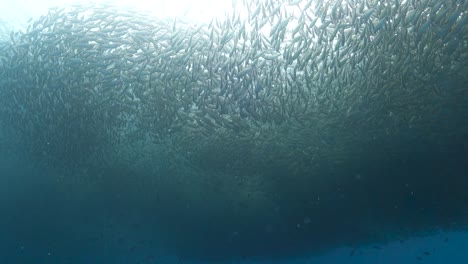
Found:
<box><xmin>1</xmin><ymin>140</ymin><xmax>467</xmax><ymax>263</ymax></box>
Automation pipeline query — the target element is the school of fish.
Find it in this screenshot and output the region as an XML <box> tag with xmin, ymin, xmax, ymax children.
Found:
<box><xmin>0</xmin><ymin>0</ymin><xmax>466</xmax><ymax>176</ymax></box>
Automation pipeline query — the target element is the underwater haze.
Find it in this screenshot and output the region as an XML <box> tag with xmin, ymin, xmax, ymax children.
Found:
<box><xmin>1</xmin><ymin>0</ymin><xmax>467</xmax><ymax>263</ymax></box>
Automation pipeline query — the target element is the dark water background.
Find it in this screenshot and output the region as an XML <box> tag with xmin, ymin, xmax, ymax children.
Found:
<box><xmin>0</xmin><ymin>159</ymin><xmax>467</xmax><ymax>263</ymax></box>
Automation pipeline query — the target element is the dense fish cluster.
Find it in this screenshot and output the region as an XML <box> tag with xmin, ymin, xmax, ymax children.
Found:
<box><xmin>0</xmin><ymin>0</ymin><xmax>466</xmax><ymax>175</ymax></box>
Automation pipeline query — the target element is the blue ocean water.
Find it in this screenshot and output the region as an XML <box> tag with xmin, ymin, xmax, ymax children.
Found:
<box><xmin>1</xmin><ymin>0</ymin><xmax>467</xmax><ymax>263</ymax></box>
<box><xmin>1</xmin><ymin>145</ymin><xmax>467</xmax><ymax>263</ymax></box>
